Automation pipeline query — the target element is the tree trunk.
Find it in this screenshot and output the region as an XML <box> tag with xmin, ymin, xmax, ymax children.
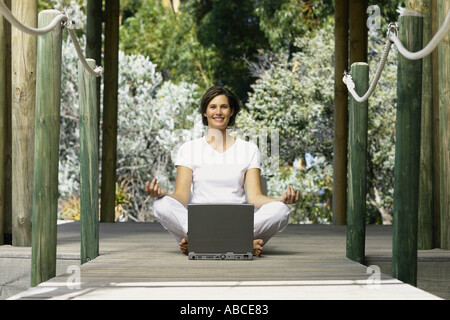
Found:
<box><xmin>332</xmin><ymin>0</ymin><xmax>349</xmax><ymax>225</ymax></box>
<box><xmin>101</xmin><ymin>0</ymin><xmax>119</xmax><ymax>223</ymax></box>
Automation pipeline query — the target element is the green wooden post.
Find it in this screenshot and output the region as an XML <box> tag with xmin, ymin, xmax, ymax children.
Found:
<box><xmin>437</xmin><ymin>0</ymin><xmax>449</xmax><ymax>249</ymax></box>
<box><xmin>31</xmin><ymin>10</ymin><xmax>62</xmax><ymax>287</ymax></box>
<box><xmin>392</xmin><ymin>12</ymin><xmax>423</xmax><ymax>286</ymax></box>
<box><xmin>346</xmin><ymin>62</ymin><xmax>369</xmax><ymax>264</ymax></box>
<box><xmin>0</xmin><ymin>2</ymin><xmax>5</xmax><ymax>245</ymax></box>
<box><xmin>79</xmin><ymin>59</ymin><xmax>99</xmax><ymax>264</ymax></box>
<box><xmin>412</xmin><ymin>1</ymin><xmax>434</xmax><ymax>250</ymax></box>
<box><xmin>86</xmin><ymin>0</ymin><xmax>102</xmax><ymax>142</ymax></box>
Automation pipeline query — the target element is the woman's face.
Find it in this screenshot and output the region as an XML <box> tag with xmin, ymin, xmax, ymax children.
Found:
<box><xmin>203</xmin><ymin>94</ymin><xmax>234</xmax><ymax>130</ymax></box>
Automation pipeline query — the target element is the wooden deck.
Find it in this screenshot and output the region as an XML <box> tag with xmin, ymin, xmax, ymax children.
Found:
<box><xmin>2</xmin><ymin>222</ymin><xmax>447</xmax><ymax>300</ymax></box>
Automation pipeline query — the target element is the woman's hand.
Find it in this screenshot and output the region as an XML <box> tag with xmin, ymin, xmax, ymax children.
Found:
<box><xmin>145</xmin><ymin>178</ymin><xmax>167</xmax><ymax>199</ymax></box>
<box><xmin>277</xmin><ymin>186</ymin><xmax>300</xmax><ymax>204</ymax></box>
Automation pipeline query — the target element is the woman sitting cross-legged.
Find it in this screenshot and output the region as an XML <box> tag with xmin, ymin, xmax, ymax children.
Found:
<box><xmin>146</xmin><ymin>85</ymin><xmax>300</xmax><ymax>257</ymax></box>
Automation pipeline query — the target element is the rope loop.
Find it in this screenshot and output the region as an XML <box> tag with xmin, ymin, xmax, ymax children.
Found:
<box><xmin>342</xmin><ymin>71</ymin><xmax>355</xmax><ymax>91</ymax></box>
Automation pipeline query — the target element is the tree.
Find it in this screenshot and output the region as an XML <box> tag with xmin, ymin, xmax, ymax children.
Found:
<box><xmin>254</xmin><ymin>0</ymin><xmax>334</xmax><ymax>51</ymax></box>
<box><xmin>120</xmin><ymin>0</ymin><xmax>215</xmax><ymax>92</ymax></box>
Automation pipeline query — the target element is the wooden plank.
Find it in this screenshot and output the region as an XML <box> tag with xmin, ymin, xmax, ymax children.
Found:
<box><xmin>346</xmin><ymin>62</ymin><xmax>369</xmax><ymax>264</ymax></box>
<box><xmin>30</xmin><ymin>10</ymin><xmax>63</xmax><ymax>287</ymax></box>
<box><xmin>11</xmin><ymin>0</ymin><xmax>37</xmax><ymax>247</ymax></box>
<box><xmin>5</xmin><ymin>223</ymin><xmax>443</xmax><ymax>300</ymax></box>
<box><xmin>437</xmin><ymin>0</ymin><xmax>449</xmax><ymax>249</ymax></box>
<box><xmin>79</xmin><ymin>59</ymin><xmax>99</xmax><ymax>264</ymax></box>
<box><xmin>392</xmin><ymin>13</ymin><xmax>423</xmax><ymax>286</ymax></box>
<box><xmin>100</xmin><ymin>0</ymin><xmax>119</xmax><ymax>223</ymax></box>
<box><xmin>332</xmin><ymin>0</ymin><xmax>349</xmax><ymax>226</ymax></box>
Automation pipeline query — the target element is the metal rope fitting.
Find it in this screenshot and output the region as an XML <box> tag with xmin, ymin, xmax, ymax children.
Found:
<box><xmin>387</xmin><ymin>22</ymin><xmax>399</xmax><ymax>40</ymax></box>
<box><xmin>63</xmin><ymin>9</ymin><xmax>74</xmax><ymax>30</ymax></box>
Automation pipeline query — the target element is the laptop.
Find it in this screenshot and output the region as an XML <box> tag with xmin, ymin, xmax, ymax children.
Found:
<box><xmin>187</xmin><ymin>204</ymin><xmax>254</xmax><ymax>260</ymax></box>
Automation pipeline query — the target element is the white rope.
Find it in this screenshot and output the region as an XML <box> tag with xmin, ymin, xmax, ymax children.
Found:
<box><xmin>344</xmin><ymin>10</ymin><xmax>450</xmax><ymax>102</ymax></box>
<box><xmin>390</xmin><ymin>10</ymin><xmax>450</xmax><ymax>60</ymax></box>
<box><xmin>0</xmin><ymin>2</ymin><xmax>103</xmax><ymax>77</ymax></box>
<box><xmin>0</xmin><ymin>2</ymin><xmax>67</xmax><ymax>35</ymax></box>
<box><xmin>66</xmin><ymin>27</ymin><xmax>103</xmax><ymax>77</ymax></box>
<box><xmin>343</xmin><ymin>37</ymin><xmax>393</xmax><ymax>103</ymax></box>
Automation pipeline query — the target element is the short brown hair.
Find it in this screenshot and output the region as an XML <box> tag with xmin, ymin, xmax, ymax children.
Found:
<box><xmin>200</xmin><ymin>86</ymin><xmax>241</xmax><ymax>127</ymax></box>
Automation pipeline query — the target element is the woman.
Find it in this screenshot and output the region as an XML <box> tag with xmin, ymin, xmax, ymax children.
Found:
<box><xmin>146</xmin><ymin>85</ymin><xmax>300</xmax><ymax>256</ymax></box>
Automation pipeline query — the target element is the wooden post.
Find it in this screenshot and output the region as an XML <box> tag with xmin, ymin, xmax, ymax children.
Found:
<box><xmin>31</xmin><ymin>10</ymin><xmax>62</xmax><ymax>287</ymax></box>
<box><xmin>346</xmin><ymin>62</ymin><xmax>369</xmax><ymax>264</ymax></box>
<box><xmin>431</xmin><ymin>0</ymin><xmax>441</xmax><ymax>248</ymax></box>
<box><xmin>437</xmin><ymin>0</ymin><xmax>449</xmax><ymax>249</ymax></box>
<box><xmin>11</xmin><ymin>0</ymin><xmax>37</xmax><ymax>247</ymax></box>
<box><xmin>0</xmin><ymin>0</ymin><xmax>5</xmax><ymax>245</ymax></box>
<box><xmin>86</xmin><ymin>0</ymin><xmax>102</xmax><ymax>141</ymax></box>
<box><xmin>79</xmin><ymin>59</ymin><xmax>99</xmax><ymax>264</ymax></box>
<box><xmin>407</xmin><ymin>0</ymin><xmax>435</xmax><ymax>250</ymax></box>
<box><xmin>2</xmin><ymin>0</ymin><xmax>11</xmax><ymax>245</ymax></box>
<box><xmin>349</xmin><ymin>0</ymin><xmax>368</xmax><ymax>64</ymax></box>
<box><xmin>101</xmin><ymin>0</ymin><xmax>119</xmax><ymax>223</ymax></box>
<box><xmin>86</xmin><ymin>0</ymin><xmax>102</xmax><ymax>65</ymax></box>
<box><xmin>332</xmin><ymin>0</ymin><xmax>349</xmax><ymax>226</ymax></box>
<box><xmin>392</xmin><ymin>12</ymin><xmax>423</xmax><ymax>286</ymax></box>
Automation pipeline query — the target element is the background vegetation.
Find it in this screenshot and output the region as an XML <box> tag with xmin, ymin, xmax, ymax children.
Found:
<box><xmin>38</xmin><ymin>0</ymin><xmax>404</xmax><ymax>224</ymax></box>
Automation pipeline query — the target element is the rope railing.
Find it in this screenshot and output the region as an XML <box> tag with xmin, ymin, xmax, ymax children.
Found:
<box><xmin>0</xmin><ymin>2</ymin><xmax>103</xmax><ymax>77</ymax></box>
<box><xmin>343</xmin><ymin>34</ymin><xmax>393</xmax><ymax>103</ymax></box>
<box><xmin>390</xmin><ymin>10</ymin><xmax>450</xmax><ymax>60</ymax></box>
<box><xmin>343</xmin><ymin>10</ymin><xmax>450</xmax><ymax>102</ymax></box>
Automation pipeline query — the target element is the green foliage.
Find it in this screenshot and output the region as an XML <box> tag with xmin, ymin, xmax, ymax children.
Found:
<box><xmin>236</xmin><ymin>19</ymin><xmax>335</xmax><ymax>223</ymax></box>
<box><xmin>236</xmin><ymin>18</ymin><xmax>398</xmax><ymax>224</ymax></box>
<box><xmin>268</xmin><ymin>157</ymin><xmax>333</xmax><ymax>224</ymax></box>
<box><xmin>255</xmin><ymin>0</ymin><xmax>334</xmax><ymax>51</ymax></box>
<box><xmin>58</xmin><ymin>31</ymin><xmax>201</xmax><ymax>220</ymax></box>
<box><xmin>238</xmin><ymin>19</ymin><xmax>335</xmax><ymax>161</ymax></box>
<box><xmin>366</xmin><ymin>28</ymin><xmax>398</xmax><ymax>224</ymax></box>
<box><xmin>120</xmin><ymin>0</ymin><xmax>271</xmax><ymax>100</ymax></box>
<box><xmin>115</xmin><ymin>50</ymin><xmax>201</xmax><ymax>220</ymax></box>
<box><xmin>38</xmin><ymin>0</ymin><xmax>86</xmax><ymax>15</ymax></box>
<box><xmin>192</xmin><ymin>0</ymin><xmax>269</xmax><ymax>99</ymax></box>
<box><xmin>120</xmin><ymin>0</ymin><xmax>215</xmax><ymax>93</ymax></box>
<box><xmin>119</xmin><ymin>0</ymin><xmax>176</xmax><ymax>73</ymax></box>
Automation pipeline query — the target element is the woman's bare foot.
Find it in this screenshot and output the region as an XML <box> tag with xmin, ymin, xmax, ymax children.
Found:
<box><xmin>253</xmin><ymin>239</ymin><xmax>264</xmax><ymax>257</ymax></box>
<box><xmin>179</xmin><ymin>238</ymin><xmax>189</xmax><ymax>255</ymax></box>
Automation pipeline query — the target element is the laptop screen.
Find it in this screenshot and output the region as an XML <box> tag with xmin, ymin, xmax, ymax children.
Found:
<box><xmin>188</xmin><ymin>204</ymin><xmax>254</xmax><ymax>254</ymax></box>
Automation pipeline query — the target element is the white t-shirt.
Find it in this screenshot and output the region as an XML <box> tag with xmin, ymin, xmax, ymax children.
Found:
<box><xmin>175</xmin><ymin>136</ymin><xmax>260</xmax><ymax>204</ymax></box>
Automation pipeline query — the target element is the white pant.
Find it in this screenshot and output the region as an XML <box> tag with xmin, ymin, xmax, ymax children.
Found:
<box><xmin>153</xmin><ymin>196</ymin><xmax>290</xmax><ymax>244</ymax></box>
